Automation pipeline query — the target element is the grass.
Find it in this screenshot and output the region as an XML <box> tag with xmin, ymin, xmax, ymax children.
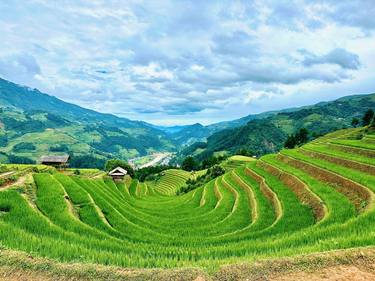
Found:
<box><xmin>0</xmin><ymin>127</ymin><xmax>374</xmax><ymax>275</ymax></box>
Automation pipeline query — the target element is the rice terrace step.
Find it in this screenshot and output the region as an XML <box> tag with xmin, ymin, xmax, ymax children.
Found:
<box><xmin>1</xmin><ymin>1</ymin><xmax>375</xmax><ymax>280</ymax></box>
<box><xmin>0</xmin><ymin>127</ymin><xmax>374</xmax><ymax>280</ymax></box>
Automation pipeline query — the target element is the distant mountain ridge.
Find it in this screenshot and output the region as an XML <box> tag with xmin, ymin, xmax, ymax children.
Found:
<box><xmin>178</xmin><ymin>92</ymin><xmax>375</xmax><ymax>161</ymax></box>
<box><xmin>0</xmin><ymin>78</ymin><xmax>175</xmax><ymax>166</ymax></box>
<box><xmin>159</xmin><ymin>93</ymin><xmax>375</xmax><ymax>147</ymax></box>
<box><xmin>1</xmin><ymin>77</ymin><xmax>374</xmax><ymax>167</ymax></box>
<box><xmin>0</xmin><ymin>78</ymin><xmax>155</xmax><ymax>128</ymax></box>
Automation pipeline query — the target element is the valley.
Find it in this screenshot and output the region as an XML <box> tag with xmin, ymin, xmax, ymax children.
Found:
<box><xmin>1</xmin><ymin>78</ymin><xmax>374</xmax><ymax>168</ymax></box>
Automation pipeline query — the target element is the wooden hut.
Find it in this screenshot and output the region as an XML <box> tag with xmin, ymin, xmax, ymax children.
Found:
<box><xmin>108</xmin><ymin>167</ymin><xmax>127</xmax><ymax>181</ymax></box>
<box><xmin>40</xmin><ymin>155</ymin><xmax>70</xmax><ymax>169</ymax></box>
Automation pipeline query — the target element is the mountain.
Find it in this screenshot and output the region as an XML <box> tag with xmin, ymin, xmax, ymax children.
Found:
<box><xmin>0</xmin><ymin>78</ymin><xmax>175</xmax><ymax>166</ymax></box>
<box><xmin>179</xmin><ymin>93</ymin><xmax>375</xmax><ymax>160</ymax></box>
<box><xmin>159</xmin><ymin>104</ymin><xmax>313</xmax><ymax>146</ymax></box>
<box><xmin>157</xmin><ymin>113</ymin><xmax>280</xmax><ymax>147</ymax></box>
<box><xmin>163</xmin><ymin>123</ymin><xmax>211</xmax><ymax>146</ymax></box>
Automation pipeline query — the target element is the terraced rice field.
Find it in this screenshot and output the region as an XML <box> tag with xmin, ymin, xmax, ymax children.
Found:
<box><xmin>0</xmin><ymin>128</ymin><xmax>374</xmax><ymax>273</ymax></box>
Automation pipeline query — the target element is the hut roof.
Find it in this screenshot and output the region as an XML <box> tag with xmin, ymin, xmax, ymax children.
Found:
<box><xmin>108</xmin><ymin>167</ymin><xmax>128</xmax><ymax>176</ymax></box>
<box><xmin>40</xmin><ymin>155</ymin><xmax>70</xmax><ymax>163</ymax></box>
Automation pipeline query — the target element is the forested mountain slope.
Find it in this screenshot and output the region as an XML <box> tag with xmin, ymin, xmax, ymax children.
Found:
<box><xmin>0</xmin><ymin>78</ymin><xmax>175</xmax><ymax>165</ymax></box>
<box><xmin>180</xmin><ymin>93</ymin><xmax>375</xmax><ymax>160</ymax></box>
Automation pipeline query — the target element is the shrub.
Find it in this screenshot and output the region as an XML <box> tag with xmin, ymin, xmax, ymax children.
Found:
<box><xmin>235</xmin><ymin>148</ymin><xmax>253</xmax><ymax>157</ymax></box>
<box><xmin>362</xmin><ymin>109</ymin><xmax>374</xmax><ymax>126</ymax></box>
<box><xmin>351</xmin><ymin>117</ymin><xmax>359</xmax><ymax>128</ymax></box>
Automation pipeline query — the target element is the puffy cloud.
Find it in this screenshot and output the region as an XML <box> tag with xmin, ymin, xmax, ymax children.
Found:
<box><xmin>0</xmin><ymin>0</ymin><xmax>374</xmax><ymax>124</ymax></box>
<box><xmin>301</xmin><ymin>48</ymin><xmax>361</xmax><ymax>70</ymax></box>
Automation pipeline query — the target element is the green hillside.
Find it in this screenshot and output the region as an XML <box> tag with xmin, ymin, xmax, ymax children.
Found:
<box><xmin>180</xmin><ymin>93</ymin><xmax>375</xmax><ymax>160</ymax></box>
<box><xmin>0</xmin><ymin>126</ymin><xmax>374</xmax><ymax>277</ymax></box>
<box><xmin>1</xmin><ymin>78</ymin><xmax>374</xmax><ymax>167</ymax></box>
<box><xmin>0</xmin><ymin>78</ymin><xmax>176</xmax><ymax>165</ymax></box>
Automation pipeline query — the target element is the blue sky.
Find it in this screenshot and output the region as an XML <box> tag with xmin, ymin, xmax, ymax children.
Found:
<box><xmin>0</xmin><ymin>0</ymin><xmax>374</xmax><ymax>125</ymax></box>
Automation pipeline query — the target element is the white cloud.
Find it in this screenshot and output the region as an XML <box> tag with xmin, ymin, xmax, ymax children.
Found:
<box><xmin>0</xmin><ymin>0</ymin><xmax>374</xmax><ymax>125</ymax></box>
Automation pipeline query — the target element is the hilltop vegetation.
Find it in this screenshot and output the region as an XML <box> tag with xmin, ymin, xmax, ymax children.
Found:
<box><xmin>179</xmin><ymin>93</ymin><xmax>375</xmax><ymax>161</ymax></box>
<box><xmin>0</xmin><ymin>125</ymin><xmax>374</xmax><ymax>280</ymax></box>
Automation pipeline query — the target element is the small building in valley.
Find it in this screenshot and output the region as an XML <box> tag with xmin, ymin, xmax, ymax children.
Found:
<box><xmin>108</xmin><ymin>166</ymin><xmax>127</xmax><ymax>181</ymax></box>
<box><xmin>40</xmin><ymin>155</ymin><xmax>70</xmax><ymax>169</ymax></box>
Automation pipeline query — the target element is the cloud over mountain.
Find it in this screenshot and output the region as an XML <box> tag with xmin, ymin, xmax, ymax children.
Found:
<box><xmin>0</xmin><ymin>0</ymin><xmax>374</xmax><ymax>125</ymax></box>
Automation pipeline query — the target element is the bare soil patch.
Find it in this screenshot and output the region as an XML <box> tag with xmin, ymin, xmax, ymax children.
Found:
<box><xmin>3</xmin><ymin>247</ymin><xmax>375</xmax><ymax>280</ymax></box>
<box><xmin>271</xmin><ymin>264</ymin><xmax>375</xmax><ymax>281</ymax></box>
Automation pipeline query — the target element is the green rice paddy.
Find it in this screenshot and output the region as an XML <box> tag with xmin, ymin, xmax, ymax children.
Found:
<box><xmin>0</xmin><ymin>128</ymin><xmax>374</xmax><ymax>271</ymax></box>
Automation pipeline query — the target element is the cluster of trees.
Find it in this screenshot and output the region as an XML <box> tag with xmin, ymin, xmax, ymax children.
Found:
<box><xmin>235</xmin><ymin>148</ymin><xmax>254</xmax><ymax>157</ymax></box>
<box><xmin>181</xmin><ymin>154</ymin><xmax>228</xmax><ymax>171</ymax></box>
<box><xmin>351</xmin><ymin>109</ymin><xmax>374</xmax><ymax>128</ymax></box>
<box><xmin>134</xmin><ymin>165</ymin><xmax>176</xmax><ymax>182</ymax></box>
<box><xmin>12</xmin><ymin>142</ymin><xmax>36</xmax><ymax>152</ymax></box>
<box><xmin>177</xmin><ymin>165</ymin><xmax>225</xmax><ymax>195</ymax></box>
<box><xmin>7</xmin><ymin>154</ymin><xmax>35</xmax><ymax>164</ymax></box>
<box><xmin>284</xmin><ymin>128</ymin><xmax>310</xmax><ymax>149</ymax></box>
<box><xmin>69</xmin><ymin>155</ymin><xmax>106</xmax><ymax>169</ymax></box>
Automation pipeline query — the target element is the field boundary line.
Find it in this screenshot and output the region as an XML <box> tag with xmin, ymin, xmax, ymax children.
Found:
<box><xmin>259</xmin><ymin>160</ymin><xmax>327</xmax><ymax>223</ymax></box>
<box><xmin>213</xmin><ymin>178</ymin><xmax>223</xmax><ymax>209</ymax></box>
<box><xmin>232</xmin><ymin>170</ymin><xmax>258</xmax><ymax>223</ymax></box>
<box><xmin>244</xmin><ymin>166</ymin><xmax>282</xmax><ymax>226</ymax></box>
<box><xmin>278</xmin><ymin>153</ymin><xmax>375</xmax><ymax>213</ymax></box>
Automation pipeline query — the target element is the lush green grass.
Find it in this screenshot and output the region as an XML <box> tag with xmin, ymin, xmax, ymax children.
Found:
<box><xmin>0</xmin><ymin>127</ymin><xmax>375</xmax><ymax>272</ymax></box>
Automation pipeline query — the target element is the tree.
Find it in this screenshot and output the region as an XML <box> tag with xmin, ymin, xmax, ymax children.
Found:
<box><xmin>284</xmin><ymin>134</ymin><xmax>296</xmax><ymax>149</ymax></box>
<box><xmin>236</xmin><ymin>148</ymin><xmax>252</xmax><ymax>156</ymax></box>
<box><xmin>295</xmin><ymin>128</ymin><xmax>309</xmax><ymax>145</ymax></box>
<box><xmin>351</xmin><ymin>117</ymin><xmax>360</xmax><ymax>128</ymax></box>
<box><xmin>207</xmin><ymin>165</ymin><xmax>225</xmax><ymax>178</ymax></box>
<box><xmin>284</xmin><ymin>128</ymin><xmax>309</xmax><ymax>149</ymax></box>
<box><xmin>370</xmin><ymin>115</ymin><xmax>375</xmax><ymax>129</ymax></box>
<box><xmin>104</xmin><ymin>159</ymin><xmax>134</xmax><ymax>177</ymax></box>
<box><xmin>362</xmin><ymin>109</ymin><xmax>374</xmax><ymax>126</ymax></box>
<box><xmin>181</xmin><ymin>156</ymin><xmax>198</xmax><ymax>171</ymax></box>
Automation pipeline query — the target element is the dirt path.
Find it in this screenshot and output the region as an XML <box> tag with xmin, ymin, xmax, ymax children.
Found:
<box><xmin>271</xmin><ymin>264</ymin><xmax>375</xmax><ymax>281</ymax></box>
<box><xmin>0</xmin><ymin>171</ymin><xmax>15</xmax><ymax>178</ymax></box>
<box><xmin>0</xmin><ymin>175</ymin><xmax>27</xmax><ymax>191</ymax></box>
<box><xmin>2</xmin><ymin>247</ymin><xmax>375</xmax><ymax>280</ymax></box>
